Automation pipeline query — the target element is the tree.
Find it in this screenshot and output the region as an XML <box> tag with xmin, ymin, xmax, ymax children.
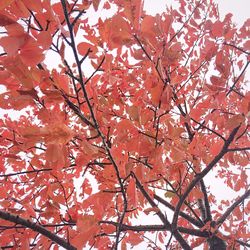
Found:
<box><xmin>0</xmin><ymin>0</ymin><xmax>249</xmax><ymax>249</ymax></box>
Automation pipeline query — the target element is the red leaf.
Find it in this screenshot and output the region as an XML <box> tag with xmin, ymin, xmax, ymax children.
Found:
<box><xmin>127</xmin><ymin>178</ymin><xmax>137</xmax><ymax>208</ymax></box>
<box><xmin>211</xmin><ymin>21</ymin><xmax>224</xmax><ymax>37</ymax></box>
<box><xmin>0</xmin><ymin>14</ymin><xmax>16</xmax><ymax>26</ymax></box>
<box><xmin>77</xmin><ymin>42</ymin><xmax>97</xmax><ymax>56</ymax></box>
<box><xmin>92</xmin><ymin>0</ymin><xmax>101</xmax><ymax>11</ymax></box>
<box><xmin>143</xmin><ymin>206</ymin><xmax>160</xmax><ymax>215</ymax></box>
<box><xmin>0</xmin><ymin>0</ymin><xmax>14</xmax><ymax>10</ymax></box>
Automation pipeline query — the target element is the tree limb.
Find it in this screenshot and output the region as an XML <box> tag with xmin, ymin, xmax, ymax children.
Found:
<box><xmin>154</xmin><ymin>194</ymin><xmax>203</xmax><ymax>228</ymax></box>
<box><xmin>215</xmin><ymin>188</ymin><xmax>250</xmax><ymax>226</ymax></box>
<box><xmin>0</xmin><ymin>210</ymin><xmax>76</xmax><ymax>250</ymax></box>
<box><xmin>172</xmin><ymin>125</ymin><xmax>241</xmax><ymax>230</ymax></box>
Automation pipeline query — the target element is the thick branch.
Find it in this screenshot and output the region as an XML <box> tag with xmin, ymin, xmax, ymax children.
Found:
<box><xmin>215</xmin><ymin>188</ymin><xmax>250</xmax><ymax>226</ymax></box>
<box><xmin>154</xmin><ymin>194</ymin><xmax>203</xmax><ymax>228</ymax></box>
<box><xmin>236</xmin><ymin>239</ymin><xmax>250</xmax><ymax>248</ymax></box>
<box><xmin>99</xmin><ymin>221</ymin><xmax>209</xmax><ymax>238</ymax></box>
<box><xmin>0</xmin><ymin>210</ymin><xmax>76</xmax><ymax>250</ymax></box>
<box><xmin>131</xmin><ymin>172</ymin><xmax>166</xmax><ymax>224</ymax></box>
<box><xmin>200</xmin><ymin>180</ymin><xmax>212</xmax><ymax>221</ymax></box>
<box><xmin>172</xmin><ymin>125</ymin><xmax>240</xmax><ymax>229</ymax></box>
<box><xmin>131</xmin><ymin>173</ymin><xmax>191</xmax><ymax>249</ymax></box>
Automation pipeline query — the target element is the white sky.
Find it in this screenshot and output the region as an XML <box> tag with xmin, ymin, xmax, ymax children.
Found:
<box><xmin>144</xmin><ymin>0</ymin><xmax>249</xmax><ymax>26</ymax></box>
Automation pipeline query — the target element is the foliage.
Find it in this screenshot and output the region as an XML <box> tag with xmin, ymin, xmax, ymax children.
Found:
<box><xmin>0</xmin><ymin>0</ymin><xmax>249</xmax><ymax>249</ymax></box>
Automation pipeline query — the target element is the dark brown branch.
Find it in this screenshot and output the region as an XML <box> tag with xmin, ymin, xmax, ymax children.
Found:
<box><xmin>224</xmin><ymin>43</ymin><xmax>250</xmax><ymax>55</ymax></box>
<box><xmin>227</xmin><ymin>61</ymin><xmax>250</xmax><ymax>96</ymax></box>
<box><xmin>131</xmin><ymin>172</ymin><xmax>191</xmax><ymax>250</ymax></box>
<box><xmin>236</xmin><ymin>239</ymin><xmax>250</xmax><ymax>248</ymax></box>
<box><xmin>1</xmin><ymin>244</ymin><xmax>36</xmax><ymax>249</ymax></box>
<box><xmin>99</xmin><ymin>221</ymin><xmax>209</xmax><ymax>238</ymax></box>
<box><xmin>169</xmin><ymin>0</ymin><xmax>203</xmax><ymax>43</ymax></box>
<box><xmin>134</xmin><ymin>35</ymin><xmax>165</xmax><ymax>84</ymax></box>
<box><xmin>0</xmin><ymin>222</ymin><xmax>76</xmax><ymax>230</ymax></box>
<box><xmin>84</xmin><ymin>56</ymin><xmax>105</xmax><ymax>85</ymax></box>
<box><xmin>227</xmin><ymin>147</ymin><xmax>250</xmax><ymax>152</ymax></box>
<box><xmin>154</xmin><ymin>194</ymin><xmax>203</xmax><ymax>228</ymax></box>
<box><xmin>28</xmin><ymin>9</ymin><xmax>43</xmax><ymax>31</ymax></box>
<box><xmin>129</xmin><ymin>156</ymin><xmax>153</xmax><ymax>170</ymax></box>
<box><xmin>60</xmin><ymin>2</ymin><xmax>128</xmax><ymax>249</ymax></box>
<box><xmin>71</xmin><ymin>9</ymin><xmax>86</xmax><ymax>27</ymax></box>
<box><xmin>131</xmin><ymin>172</ymin><xmax>166</xmax><ymax>224</ymax></box>
<box><xmin>199</xmin><ymin>180</ymin><xmax>212</xmax><ymax>221</ymax></box>
<box><xmin>172</xmin><ymin>125</ymin><xmax>241</xmax><ymax>230</ymax></box>
<box><xmin>215</xmin><ymin>188</ymin><xmax>250</xmax><ymax>226</ymax></box>
<box><xmin>0</xmin><ymin>168</ymin><xmax>52</xmax><ymax>178</ymax></box>
<box><xmin>64</xmin><ymin>97</ymin><xmax>95</xmax><ymax>128</ymax></box>
<box><xmin>0</xmin><ymin>210</ymin><xmax>76</xmax><ymax>250</ymax></box>
<box><xmin>79</xmin><ymin>48</ymin><xmax>91</xmax><ymax>64</ymax></box>
<box><xmin>191</xmin><ymin>118</ymin><xmax>226</xmax><ymax>141</ymax></box>
<box><xmin>100</xmin><ymin>220</ymin><xmax>250</xmax><ymax>247</ymax></box>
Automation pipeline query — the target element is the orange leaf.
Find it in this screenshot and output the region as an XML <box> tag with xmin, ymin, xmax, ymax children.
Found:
<box><xmin>209</xmin><ymin>140</ymin><xmax>224</xmax><ymax>156</ymax></box>
<box><xmin>150</xmin><ymin>82</ymin><xmax>163</xmax><ymax>105</ymax></box>
<box><xmin>143</xmin><ymin>206</ymin><xmax>160</xmax><ymax>215</ymax></box>
<box><xmin>225</xmin><ymin>114</ymin><xmax>245</xmax><ymax>130</ymax></box>
<box><xmin>92</xmin><ymin>0</ymin><xmax>101</xmax><ymax>11</ymax></box>
<box><xmin>0</xmin><ymin>34</ymin><xmax>27</xmax><ymax>56</ymax></box>
<box><xmin>121</xmin><ymin>240</ymin><xmax>127</xmax><ymax>250</ymax></box>
<box><xmin>127</xmin><ymin>178</ymin><xmax>137</xmax><ymax>208</ymax></box>
<box><xmin>36</xmin><ymin>31</ymin><xmax>52</xmax><ymax>50</ymax></box>
<box><xmin>127</xmin><ymin>106</ymin><xmax>140</xmax><ymax>122</ymax></box>
<box><xmin>160</xmin><ymin>85</ymin><xmax>172</xmax><ymax>104</ymax></box>
<box><xmin>211</xmin><ymin>21</ymin><xmax>224</xmax><ymax>37</ymax></box>
<box><xmin>77</xmin><ymin>42</ymin><xmax>97</xmax><ymax>56</ymax></box>
<box><xmin>0</xmin><ymin>0</ymin><xmax>14</xmax><ymax>10</ymax></box>
<box><xmin>0</xmin><ymin>14</ymin><xmax>16</xmax><ymax>26</ymax></box>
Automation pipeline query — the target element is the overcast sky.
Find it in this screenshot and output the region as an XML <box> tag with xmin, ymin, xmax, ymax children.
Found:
<box><xmin>144</xmin><ymin>0</ymin><xmax>249</xmax><ymax>26</ymax></box>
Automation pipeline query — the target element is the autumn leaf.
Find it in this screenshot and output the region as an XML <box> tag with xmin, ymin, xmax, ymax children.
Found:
<box><xmin>143</xmin><ymin>206</ymin><xmax>161</xmax><ymax>215</ymax></box>
<box><xmin>0</xmin><ymin>0</ymin><xmax>14</xmax><ymax>11</ymax></box>
<box><xmin>77</xmin><ymin>42</ymin><xmax>97</xmax><ymax>56</ymax></box>
<box><xmin>92</xmin><ymin>0</ymin><xmax>101</xmax><ymax>11</ymax></box>
<box><xmin>21</xmin><ymin>123</ymin><xmax>73</xmax><ymax>145</ymax></box>
<box><xmin>211</xmin><ymin>21</ymin><xmax>224</xmax><ymax>37</ymax></box>
<box><xmin>0</xmin><ymin>13</ymin><xmax>16</xmax><ymax>26</ymax></box>
<box><xmin>127</xmin><ymin>178</ymin><xmax>138</xmax><ymax>208</ymax></box>
<box><xmin>225</xmin><ymin>114</ymin><xmax>245</xmax><ymax>130</ymax></box>
<box><xmin>0</xmin><ymin>34</ymin><xmax>28</xmax><ymax>57</ymax></box>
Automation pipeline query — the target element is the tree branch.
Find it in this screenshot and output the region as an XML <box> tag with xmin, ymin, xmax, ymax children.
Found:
<box><xmin>131</xmin><ymin>172</ymin><xmax>166</xmax><ymax>224</ymax></box>
<box><xmin>154</xmin><ymin>194</ymin><xmax>203</xmax><ymax>228</ymax></box>
<box><xmin>223</xmin><ymin>43</ymin><xmax>250</xmax><ymax>55</ymax></box>
<box><xmin>60</xmin><ymin>2</ymin><xmax>128</xmax><ymax>249</ymax></box>
<box><xmin>215</xmin><ymin>188</ymin><xmax>250</xmax><ymax>226</ymax></box>
<box><xmin>200</xmin><ymin>180</ymin><xmax>212</xmax><ymax>221</ymax></box>
<box><xmin>99</xmin><ymin>221</ymin><xmax>210</xmax><ymax>238</ymax></box>
<box><xmin>131</xmin><ymin>172</ymin><xmax>191</xmax><ymax>249</ymax></box>
<box><xmin>0</xmin><ymin>168</ymin><xmax>52</xmax><ymax>178</ymax></box>
<box><xmin>226</xmin><ymin>61</ymin><xmax>250</xmax><ymax>96</ymax></box>
<box><xmin>227</xmin><ymin>147</ymin><xmax>250</xmax><ymax>152</ymax></box>
<box><xmin>0</xmin><ymin>210</ymin><xmax>76</xmax><ymax>250</ymax></box>
<box><xmin>172</xmin><ymin>125</ymin><xmax>241</xmax><ymax>230</ymax></box>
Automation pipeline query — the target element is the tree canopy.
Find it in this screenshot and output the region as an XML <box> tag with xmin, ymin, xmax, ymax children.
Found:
<box><xmin>0</xmin><ymin>0</ymin><xmax>249</xmax><ymax>249</ymax></box>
